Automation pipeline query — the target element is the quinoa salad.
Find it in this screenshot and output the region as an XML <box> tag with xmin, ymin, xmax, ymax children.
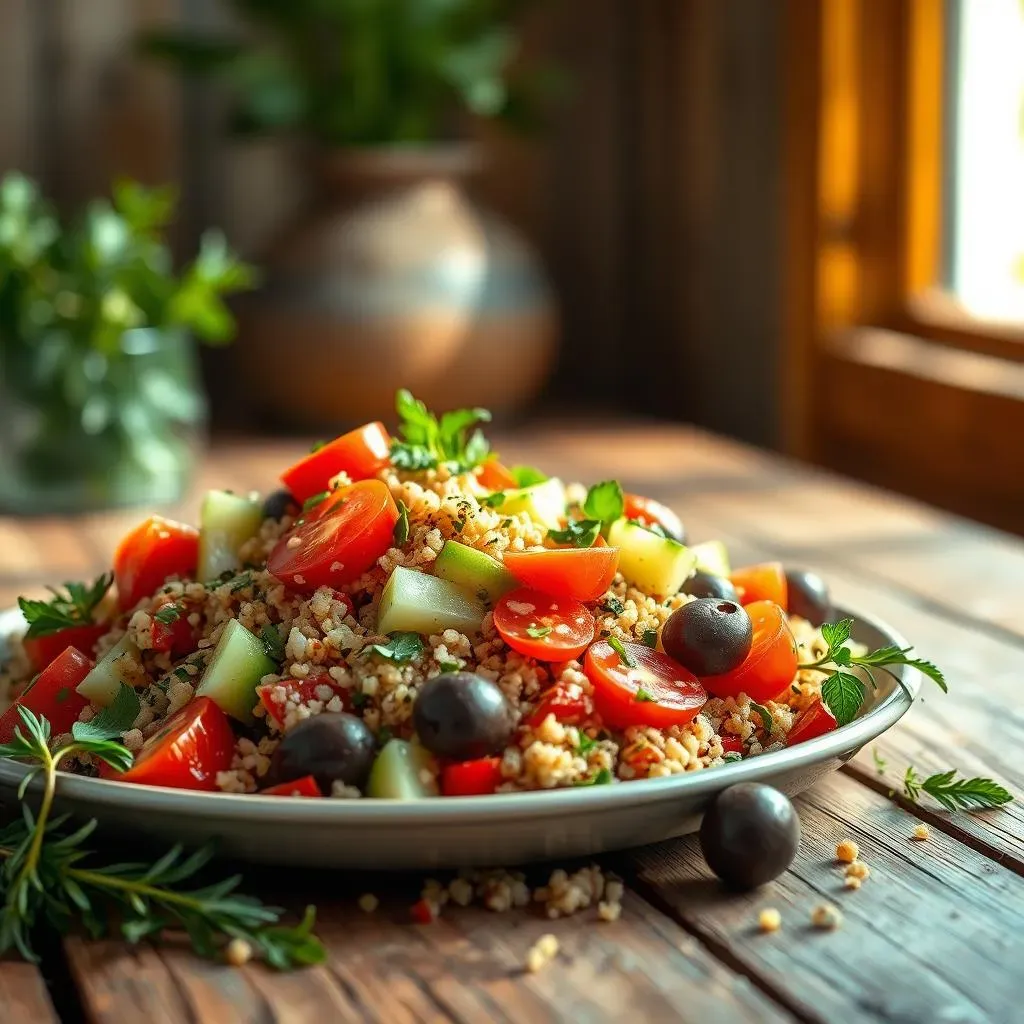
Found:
<box><xmin>0</xmin><ymin>391</ymin><xmax>852</xmax><ymax>800</ymax></box>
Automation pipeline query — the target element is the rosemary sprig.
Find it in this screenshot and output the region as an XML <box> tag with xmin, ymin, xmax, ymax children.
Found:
<box><xmin>0</xmin><ymin>706</ymin><xmax>324</xmax><ymax>968</ymax></box>
<box><xmin>902</xmin><ymin>766</ymin><xmax>1013</xmax><ymax>812</ymax></box>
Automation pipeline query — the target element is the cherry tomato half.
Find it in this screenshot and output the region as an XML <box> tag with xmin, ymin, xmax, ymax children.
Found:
<box><xmin>441</xmin><ymin>757</ymin><xmax>503</xmax><ymax>796</ymax></box>
<box><xmin>281</xmin><ymin>422</ymin><xmax>392</xmax><ymax>503</ymax></box>
<box><xmin>786</xmin><ymin>698</ymin><xmax>838</xmax><ymax>747</ymax></box>
<box><xmin>114</xmin><ymin>515</ymin><xmax>200</xmax><ymax>611</ymax></box>
<box><xmin>102</xmin><ymin>697</ymin><xmax>235</xmax><ymax>791</ymax></box>
<box><xmin>150</xmin><ymin>611</ymin><xmax>196</xmax><ymax>657</ymax></box>
<box><xmin>584</xmin><ymin>640</ymin><xmax>707</xmax><ymax>730</ymax></box>
<box><xmin>268</xmin><ymin>479</ymin><xmax>399</xmax><ymax>593</ymax></box>
<box><xmin>22</xmin><ymin>623</ymin><xmax>107</xmax><ymax>674</ymax></box>
<box><xmin>0</xmin><ymin>647</ymin><xmax>92</xmax><ymax>744</ymax></box>
<box><xmin>262</xmin><ymin>775</ymin><xmax>323</xmax><ymax>798</ymax></box>
<box><xmin>730</xmin><ymin>562</ymin><xmax>788</xmax><ymax>610</ymax></box>
<box><xmin>476</xmin><ymin>460</ymin><xmax>520</xmax><ymax>491</ymax></box>
<box><xmin>493</xmin><ymin>588</ymin><xmax>596</xmax><ymax>662</ymax></box>
<box><xmin>526</xmin><ymin>686</ymin><xmax>591</xmax><ymax>728</ymax></box>
<box><xmin>624</xmin><ymin>494</ymin><xmax>685</xmax><ymax>543</ymax></box>
<box><xmin>503</xmin><ymin>547</ymin><xmax>620</xmax><ymax>603</ymax></box>
<box><xmin>701</xmin><ymin>600</ymin><xmax>798</xmax><ymax>703</ymax></box>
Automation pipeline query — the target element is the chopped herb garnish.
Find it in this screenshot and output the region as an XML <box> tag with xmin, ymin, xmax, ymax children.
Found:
<box><xmin>634</xmin><ymin>688</ymin><xmax>655</xmax><ymax>703</ymax></box>
<box><xmin>526</xmin><ymin>624</ymin><xmax>552</xmax><ymax>639</ymax></box>
<box><xmin>641</xmin><ymin>628</ymin><xmax>658</xmax><ymax>649</ymax></box>
<box><xmin>509</xmin><ymin>465</ymin><xmax>548</xmax><ymax>487</ymax></box>
<box><xmin>452</xmin><ymin>517</ymin><xmax>465</xmax><ymax>534</ymax></box>
<box><xmin>722</xmin><ymin>751</ymin><xmax>743</xmax><ymax>763</ymax></box>
<box><xmin>351</xmin><ymin>692</ymin><xmax>370</xmax><ymax>710</ymax></box>
<box><xmin>481</xmin><ymin>492</ymin><xmax>507</xmax><ymax>509</ymax></box>
<box><xmin>18</xmin><ymin>573</ymin><xmax>113</xmax><ymax>639</ymax></box>
<box><xmin>575</xmin><ymin>768</ymin><xmax>613</xmax><ymax>787</ymax></box>
<box><xmin>437</xmin><ymin>660</ymin><xmax>461</xmax><ymax>673</ymax></box>
<box><xmin>389</xmin><ymin>389</ymin><xmax>492</xmax><ymax>474</ymax></box>
<box><xmin>153</xmin><ymin>604</ymin><xmax>182</xmax><ymax>626</ymax></box>
<box><xmin>576</xmin><ymin>733</ymin><xmax>597</xmax><ymax>757</ymax></box>
<box><xmin>632</xmin><ymin>519</ymin><xmax>670</xmax><ymax>539</ymax></box>
<box><xmin>260</xmin><ymin>624</ymin><xmax>286</xmax><ymax>663</ymax></box>
<box><xmin>903</xmin><ymin>766</ymin><xmax>1013</xmax><ymax>812</ymax></box>
<box><xmin>309</xmin><ymin>440</ymin><xmax>326</xmax><ymax>453</ymax></box>
<box><xmin>582</xmin><ymin>480</ymin><xmax>624</xmax><ymax>524</ymax></box>
<box><xmin>71</xmin><ymin>683</ymin><xmax>141</xmax><ymax>742</ymax></box>
<box><xmin>377</xmin><ymin>726</ymin><xmax>393</xmax><ymax>746</ymax></box>
<box><xmin>872</xmin><ymin>747</ymin><xmax>887</xmax><ymax>774</ymax></box>
<box><xmin>227</xmin><ymin>571</ymin><xmax>254</xmax><ymax>594</ymax></box>
<box><xmin>302</xmin><ymin>491</ymin><xmax>328</xmax><ymax>513</ymax></box>
<box><xmin>393</xmin><ymin>500</ymin><xmax>410</xmax><ymax>545</ymax></box>
<box><xmin>547</xmin><ymin>519</ymin><xmax>601</xmax><ymax>548</ymax></box>
<box><xmin>601</xmin><ymin>596</ymin><xmax>625</xmax><ymax>616</ymax></box>
<box><xmin>608</xmin><ymin>637</ymin><xmax>636</xmax><ymax>668</ymax></box>
<box><xmin>361</xmin><ymin>632</ymin><xmax>424</xmax><ymax>664</ymax></box>
<box><xmin>749</xmin><ymin>700</ymin><xmax>773</xmax><ymax>732</ymax></box>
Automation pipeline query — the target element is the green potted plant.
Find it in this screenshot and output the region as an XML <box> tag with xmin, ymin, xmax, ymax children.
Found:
<box><xmin>0</xmin><ymin>174</ymin><xmax>255</xmax><ymax>514</ymax></box>
<box><xmin>144</xmin><ymin>0</ymin><xmax>558</xmax><ymax>428</ymax></box>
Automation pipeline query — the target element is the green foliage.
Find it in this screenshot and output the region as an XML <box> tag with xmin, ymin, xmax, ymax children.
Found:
<box><xmin>390</xmin><ymin>389</ymin><xmax>492</xmax><ymax>473</ymax></box>
<box><xmin>18</xmin><ymin>573</ymin><xmax>113</xmax><ymax>638</ymax></box>
<box><xmin>361</xmin><ymin>631</ymin><xmax>425</xmax><ymax>664</ymax></box>
<box><xmin>903</xmin><ymin>766</ymin><xmax>1013</xmax><ymax>812</ymax></box>
<box><xmin>141</xmin><ymin>0</ymin><xmax>557</xmax><ymax>146</ymax></box>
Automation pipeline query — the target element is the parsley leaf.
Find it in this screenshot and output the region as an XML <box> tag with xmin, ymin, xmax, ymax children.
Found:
<box><xmin>227</xmin><ymin>571</ymin><xmax>254</xmax><ymax>594</ymax></box>
<box><xmin>608</xmin><ymin>636</ymin><xmax>636</xmax><ymax>668</ymax></box>
<box><xmin>361</xmin><ymin>632</ymin><xmax>424</xmax><ymax>664</ymax></box>
<box><xmin>72</xmin><ymin>683</ymin><xmax>141</xmax><ymax>742</ymax></box>
<box><xmin>635</xmin><ymin>688</ymin><xmax>655</xmax><ymax>702</ymax></box>
<box><xmin>749</xmin><ymin>700</ymin><xmax>773</xmax><ymax>732</ymax></box>
<box><xmin>393</xmin><ymin>500</ymin><xmax>410</xmax><ymax>545</ymax></box>
<box><xmin>583</xmin><ymin>480</ymin><xmax>624</xmax><ymax>523</ymax></box>
<box><xmin>480</xmin><ymin>492</ymin><xmax>507</xmax><ymax>509</ymax></box>
<box><xmin>820</xmin><ymin>670</ymin><xmax>865</xmax><ymax>726</ymax></box>
<box><xmin>389</xmin><ymin>390</ymin><xmax>492</xmax><ymax>474</ymax></box>
<box><xmin>903</xmin><ymin>766</ymin><xmax>1013</xmax><ymax>812</ymax></box>
<box><xmin>722</xmin><ymin>751</ymin><xmax>743</xmax><ymax>763</ymax></box>
<box><xmin>575</xmin><ymin>768</ymin><xmax>613</xmax><ymax>787</ymax></box>
<box><xmin>547</xmin><ymin>519</ymin><xmax>601</xmax><ymax>548</ymax></box>
<box><xmin>153</xmin><ymin>605</ymin><xmax>181</xmax><ymax>626</ymax></box>
<box><xmin>260</xmin><ymin>624</ymin><xmax>286</xmax><ymax>663</ymax></box>
<box><xmin>437</xmin><ymin>660</ymin><xmax>461</xmax><ymax>673</ymax></box>
<box><xmin>509</xmin><ymin>465</ymin><xmax>548</xmax><ymax>487</ymax></box>
<box><xmin>576</xmin><ymin>733</ymin><xmax>597</xmax><ymax>757</ymax></box>
<box><xmin>601</xmin><ymin>597</ymin><xmax>625</xmax><ymax>616</ymax></box>
<box><xmin>641</xmin><ymin>628</ymin><xmax>658</xmax><ymax>649</ymax></box>
<box><xmin>526</xmin><ymin>625</ymin><xmax>552</xmax><ymax>639</ymax></box>
<box><xmin>18</xmin><ymin>573</ymin><xmax>113</xmax><ymax>638</ymax></box>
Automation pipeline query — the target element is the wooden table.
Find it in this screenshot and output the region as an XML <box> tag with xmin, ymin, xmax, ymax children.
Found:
<box><xmin>2</xmin><ymin>422</ymin><xmax>1022</xmax><ymax>1024</ymax></box>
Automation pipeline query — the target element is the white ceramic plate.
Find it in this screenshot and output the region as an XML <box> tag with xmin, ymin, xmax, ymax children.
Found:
<box><xmin>0</xmin><ymin>605</ymin><xmax>919</xmax><ymax>869</ymax></box>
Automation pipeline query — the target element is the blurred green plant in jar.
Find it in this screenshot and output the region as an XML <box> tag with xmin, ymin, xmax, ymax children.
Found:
<box><xmin>0</xmin><ymin>174</ymin><xmax>256</xmax><ymax>514</ymax></box>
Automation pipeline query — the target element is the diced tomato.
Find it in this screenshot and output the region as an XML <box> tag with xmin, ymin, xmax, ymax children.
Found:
<box><xmin>503</xmin><ymin>548</ymin><xmax>620</xmax><ymax>603</ymax></box>
<box><xmin>101</xmin><ymin>697</ymin><xmax>235</xmax><ymax>791</ymax></box>
<box><xmin>330</xmin><ymin>590</ymin><xmax>355</xmax><ymax>618</ymax></box>
<box><xmin>262</xmin><ymin>775</ymin><xmax>323</xmax><ymax>798</ymax></box>
<box><xmin>268</xmin><ymin>479</ymin><xmax>399</xmax><ymax>594</ymax></box>
<box><xmin>786</xmin><ymin>699</ymin><xmax>838</xmax><ymax>746</ymax></box>
<box><xmin>150</xmin><ymin>612</ymin><xmax>196</xmax><ymax>656</ymax></box>
<box><xmin>584</xmin><ymin>640</ymin><xmax>707</xmax><ymax>730</ymax></box>
<box><xmin>702</xmin><ymin>600</ymin><xmax>798</xmax><ymax>704</ymax></box>
<box><xmin>623</xmin><ymin>494</ymin><xmax>685</xmax><ymax>542</ymax></box>
<box><xmin>0</xmin><ymin>647</ymin><xmax>92</xmax><ymax>744</ymax></box>
<box><xmin>114</xmin><ymin>515</ymin><xmax>200</xmax><ymax>611</ymax></box>
<box><xmin>257</xmin><ymin>678</ymin><xmax>353</xmax><ymax>727</ymax></box>
<box><xmin>720</xmin><ymin>734</ymin><xmax>744</xmax><ymax>754</ymax></box>
<box><xmin>526</xmin><ymin>687</ymin><xmax>590</xmax><ymax>727</ymax></box>
<box><xmin>622</xmin><ymin>744</ymin><xmax>662</xmax><ymax>774</ymax></box>
<box><xmin>281</xmin><ymin>422</ymin><xmax>392</xmax><ymax>503</ymax></box>
<box><xmin>441</xmin><ymin>757</ymin><xmax>503</xmax><ymax>796</ymax></box>
<box><xmin>410</xmin><ymin>898</ymin><xmax>438</xmax><ymax>924</ymax></box>
<box><xmin>21</xmin><ymin>623</ymin><xmax>107</xmax><ymax>674</ymax></box>
<box><xmin>477</xmin><ymin>460</ymin><xmax>519</xmax><ymax>491</ymax></box>
<box><xmin>730</xmin><ymin>562</ymin><xmax>788</xmax><ymax>610</ymax></box>
<box><xmin>493</xmin><ymin>588</ymin><xmax>596</xmax><ymax>662</ymax></box>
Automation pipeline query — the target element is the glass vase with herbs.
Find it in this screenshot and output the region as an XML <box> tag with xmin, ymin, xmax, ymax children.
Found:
<box><xmin>0</xmin><ymin>174</ymin><xmax>255</xmax><ymax>514</ymax></box>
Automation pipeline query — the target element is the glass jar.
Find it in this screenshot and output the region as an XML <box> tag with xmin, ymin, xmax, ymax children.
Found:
<box><xmin>0</xmin><ymin>327</ymin><xmax>207</xmax><ymax>514</ymax></box>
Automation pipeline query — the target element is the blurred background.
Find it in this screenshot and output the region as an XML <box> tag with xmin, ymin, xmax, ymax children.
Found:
<box><xmin>0</xmin><ymin>0</ymin><xmax>1022</xmax><ymax>533</ymax></box>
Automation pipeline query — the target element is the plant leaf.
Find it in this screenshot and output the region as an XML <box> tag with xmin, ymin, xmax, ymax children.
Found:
<box><xmin>820</xmin><ymin>670</ymin><xmax>865</xmax><ymax>726</ymax></box>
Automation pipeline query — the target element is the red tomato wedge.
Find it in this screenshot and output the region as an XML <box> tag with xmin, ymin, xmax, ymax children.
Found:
<box><xmin>268</xmin><ymin>479</ymin><xmax>399</xmax><ymax>593</ymax></box>
<box><xmin>281</xmin><ymin>422</ymin><xmax>392</xmax><ymax>503</ymax></box>
<box><xmin>114</xmin><ymin>515</ymin><xmax>199</xmax><ymax>611</ymax></box>
<box><xmin>702</xmin><ymin>600</ymin><xmax>798</xmax><ymax>703</ymax></box>
<box><xmin>786</xmin><ymin>698</ymin><xmax>838</xmax><ymax>746</ymax></box>
<box><xmin>0</xmin><ymin>647</ymin><xmax>92</xmax><ymax>744</ymax></box>
<box><xmin>526</xmin><ymin>686</ymin><xmax>590</xmax><ymax>727</ymax></box>
<box><xmin>150</xmin><ymin>612</ymin><xmax>196</xmax><ymax>656</ymax></box>
<box><xmin>441</xmin><ymin>757</ymin><xmax>503</xmax><ymax>796</ymax></box>
<box><xmin>502</xmin><ymin>548</ymin><xmax>620</xmax><ymax>603</ymax></box>
<box><xmin>257</xmin><ymin>678</ymin><xmax>353</xmax><ymax>727</ymax></box>
<box><xmin>102</xmin><ymin>697</ymin><xmax>235</xmax><ymax>791</ymax></box>
<box><xmin>262</xmin><ymin>775</ymin><xmax>323</xmax><ymax>798</ymax></box>
<box><xmin>493</xmin><ymin>588</ymin><xmax>596</xmax><ymax>662</ymax></box>
<box><xmin>22</xmin><ymin>623</ymin><xmax>107</xmax><ymax>674</ymax></box>
<box><xmin>584</xmin><ymin>640</ymin><xmax>707</xmax><ymax>730</ymax></box>
<box><xmin>623</xmin><ymin>494</ymin><xmax>685</xmax><ymax>542</ymax></box>
<box><xmin>720</xmin><ymin>734</ymin><xmax>744</xmax><ymax>754</ymax></box>
<box><xmin>730</xmin><ymin>562</ymin><xmax>788</xmax><ymax>610</ymax></box>
<box><xmin>477</xmin><ymin>460</ymin><xmax>519</xmax><ymax>491</ymax></box>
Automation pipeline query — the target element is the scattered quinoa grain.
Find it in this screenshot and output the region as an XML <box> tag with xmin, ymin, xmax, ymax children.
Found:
<box><xmin>810</xmin><ymin>903</ymin><xmax>843</xmax><ymax>930</ymax></box>
<box><xmin>912</xmin><ymin>823</ymin><xmax>930</xmax><ymax>841</ymax></box>
<box><xmin>835</xmin><ymin>839</ymin><xmax>859</xmax><ymax>863</ymax></box>
<box><xmin>358</xmin><ymin>893</ymin><xmax>379</xmax><ymax>913</ymax></box>
<box><xmin>758</xmin><ymin>907</ymin><xmax>782</xmax><ymax>933</ymax></box>
<box><xmin>845</xmin><ymin>861</ymin><xmax>871</xmax><ymax>881</ymax></box>
<box><xmin>526</xmin><ymin>934</ymin><xmax>559</xmax><ymax>973</ymax></box>
<box><xmin>225</xmin><ymin>938</ymin><xmax>253</xmax><ymax>966</ymax></box>
<box><xmin>844</xmin><ymin>876</ymin><xmax>862</xmax><ymax>890</ymax></box>
<box><xmin>597</xmin><ymin>901</ymin><xmax>622</xmax><ymax>922</ymax></box>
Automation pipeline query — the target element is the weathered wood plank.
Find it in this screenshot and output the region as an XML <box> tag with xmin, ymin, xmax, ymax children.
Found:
<box><xmin>629</xmin><ymin>771</ymin><xmax>1024</xmax><ymax>1024</ymax></box>
<box><xmin>0</xmin><ymin>960</ymin><xmax>59</xmax><ymax>1024</ymax></box>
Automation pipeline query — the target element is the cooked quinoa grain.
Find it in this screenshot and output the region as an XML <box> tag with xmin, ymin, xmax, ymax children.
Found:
<box><xmin>845</xmin><ymin>861</ymin><xmax>871</xmax><ymax>881</ymax></box>
<box><xmin>758</xmin><ymin>908</ymin><xmax>782</xmax><ymax>933</ymax></box>
<box><xmin>526</xmin><ymin>934</ymin><xmax>559</xmax><ymax>973</ymax></box>
<box><xmin>912</xmin><ymin>823</ymin><xmax>931</xmax><ymax>841</ymax></box>
<box><xmin>225</xmin><ymin>938</ymin><xmax>253</xmax><ymax>966</ymax></box>
<box><xmin>811</xmin><ymin>903</ymin><xmax>843</xmax><ymax>930</ymax></box>
<box><xmin>835</xmin><ymin>839</ymin><xmax>859</xmax><ymax>863</ymax></box>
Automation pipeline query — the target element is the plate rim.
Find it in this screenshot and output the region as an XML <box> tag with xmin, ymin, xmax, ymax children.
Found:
<box><xmin>0</xmin><ymin>602</ymin><xmax>920</xmax><ymax>825</ymax></box>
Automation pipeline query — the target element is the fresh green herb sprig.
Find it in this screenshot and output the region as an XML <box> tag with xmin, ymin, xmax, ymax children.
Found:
<box><xmin>799</xmin><ymin>619</ymin><xmax>947</xmax><ymax>726</ymax></box>
<box><xmin>18</xmin><ymin>573</ymin><xmax>113</xmax><ymax>638</ymax></box>
<box><xmin>902</xmin><ymin>766</ymin><xmax>1013</xmax><ymax>812</ymax></box>
<box><xmin>393</xmin><ymin>500</ymin><xmax>410</xmax><ymax>545</ymax></box>
<box><xmin>389</xmin><ymin>390</ymin><xmax>491</xmax><ymax>474</ymax></box>
<box><xmin>361</xmin><ymin>631</ymin><xmax>424</xmax><ymax>664</ymax></box>
<box><xmin>0</xmin><ymin>707</ymin><xmax>323</xmax><ymax>968</ymax></box>
<box><xmin>260</xmin><ymin>624</ymin><xmax>286</xmax><ymax>664</ymax></box>
<box><xmin>546</xmin><ymin>480</ymin><xmax>625</xmax><ymax>549</ymax></box>
<box><xmin>607</xmin><ymin>636</ymin><xmax>636</xmax><ymax>668</ymax></box>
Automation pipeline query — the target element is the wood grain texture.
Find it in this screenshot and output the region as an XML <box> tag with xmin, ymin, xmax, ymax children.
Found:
<box><xmin>0</xmin><ymin>960</ymin><xmax>58</xmax><ymax>1024</ymax></box>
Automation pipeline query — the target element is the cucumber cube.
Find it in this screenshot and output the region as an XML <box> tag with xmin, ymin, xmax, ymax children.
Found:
<box><xmin>433</xmin><ymin>540</ymin><xmax>518</xmax><ymax>605</ymax></box>
<box><xmin>365</xmin><ymin>739</ymin><xmax>437</xmax><ymax>799</ymax></box>
<box><xmin>76</xmin><ymin>635</ymin><xmax>142</xmax><ymax>707</ymax></box>
<box><xmin>195</xmin><ymin>619</ymin><xmax>276</xmax><ymax>725</ymax></box>
<box><xmin>608</xmin><ymin>518</ymin><xmax>697</xmax><ymax>597</ymax></box>
<box><xmin>497</xmin><ymin>478</ymin><xmax>566</xmax><ymax>530</ymax></box>
<box><xmin>689</xmin><ymin>540</ymin><xmax>731</xmax><ymax>578</ymax></box>
<box><xmin>377</xmin><ymin>566</ymin><xmax>486</xmax><ymax>637</ymax></box>
<box><xmin>197</xmin><ymin>490</ymin><xmax>263</xmax><ymax>581</ymax></box>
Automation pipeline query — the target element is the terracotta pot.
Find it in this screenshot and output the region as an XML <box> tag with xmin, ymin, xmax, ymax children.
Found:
<box><xmin>235</xmin><ymin>145</ymin><xmax>557</xmax><ymax>428</ymax></box>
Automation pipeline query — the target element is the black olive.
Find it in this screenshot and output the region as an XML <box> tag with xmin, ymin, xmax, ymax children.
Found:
<box><xmin>681</xmin><ymin>570</ymin><xmax>739</xmax><ymax>602</ymax></box>
<box><xmin>785</xmin><ymin>569</ymin><xmax>832</xmax><ymax>625</ymax></box>
<box><xmin>662</xmin><ymin>598</ymin><xmax>752</xmax><ymax>675</ymax></box>
<box><xmin>262</xmin><ymin>488</ymin><xmax>298</xmax><ymax>521</ymax></box>
<box><xmin>267</xmin><ymin>713</ymin><xmax>376</xmax><ymax>791</ymax></box>
<box><xmin>700</xmin><ymin>783</ymin><xmax>801</xmax><ymax>889</ymax></box>
<box><xmin>413</xmin><ymin>672</ymin><xmax>515</xmax><ymax>761</ymax></box>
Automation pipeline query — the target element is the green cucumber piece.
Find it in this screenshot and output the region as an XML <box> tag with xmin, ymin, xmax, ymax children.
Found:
<box><xmin>197</xmin><ymin>490</ymin><xmax>263</xmax><ymax>581</ymax></box>
<box><xmin>497</xmin><ymin>478</ymin><xmax>566</xmax><ymax>530</ymax></box>
<box><xmin>377</xmin><ymin>566</ymin><xmax>486</xmax><ymax>637</ymax></box>
<box><xmin>365</xmin><ymin>739</ymin><xmax>437</xmax><ymax>798</ymax></box>
<box><xmin>195</xmin><ymin>619</ymin><xmax>276</xmax><ymax>724</ymax></box>
<box><xmin>433</xmin><ymin>540</ymin><xmax>518</xmax><ymax>605</ymax></box>
<box><xmin>689</xmin><ymin>540</ymin><xmax>731</xmax><ymax>578</ymax></box>
<box><xmin>607</xmin><ymin>518</ymin><xmax>697</xmax><ymax>596</ymax></box>
<box><xmin>76</xmin><ymin>635</ymin><xmax>142</xmax><ymax>707</ymax></box>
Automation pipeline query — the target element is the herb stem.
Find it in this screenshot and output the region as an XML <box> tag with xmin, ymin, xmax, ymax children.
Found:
<box><xmin>18</xmin><ymin>741</ymin><xmax>58</xmax><ymax>890</ymax></box>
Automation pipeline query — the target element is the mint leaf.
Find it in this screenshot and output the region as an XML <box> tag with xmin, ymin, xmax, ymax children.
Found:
<box><xmin>18</xmin><ymin>573</ymin><xmax>113</xmax><ymax>638</ymax></box>
<box><xmin>393</xmin><ymin>500</ymin><xmax>410</xmax><ymax>545</ymax></box>
<box><xmin>820</xmin><ymin>670</ymin><xmax>865</xmax><ymax>726</ymax></box>
<box><xmin>509</xmin><ymin>465</ymin><xmax>547</xmax><ymax>487</ymax></box>
<box><xmin>608</xmin><ymin>636</ymin><xmax>636</xmax><ymax>669</ymax></box>
<box><xmin>72</xmin><ymin>683</ymin><xmax>141</xmax><ymax>742</ymax></box>
<box><xmin>547</xmin><ymin>519</ymin><xmax>600</xmax><ymax>548</ymax></box>
<box><xmin>820</xmin><ymin>619</ymin><xmax>853</xmax><ymax>652</ymax></box>
<box><xmin>583</xmin><ymin>480</ymin><xmax>624</xmax><ymax>524</ymax></box>
<box><xmin>362</xmin><ymin>631</ymin><xmax>424</xmax><ymax>664</ymax></box>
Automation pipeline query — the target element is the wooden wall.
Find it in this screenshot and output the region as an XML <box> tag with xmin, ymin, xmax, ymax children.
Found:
<box><xmin>0</xmin><ymin>0</ymin><xmax>785</xmax><ymax>447</ymax></box>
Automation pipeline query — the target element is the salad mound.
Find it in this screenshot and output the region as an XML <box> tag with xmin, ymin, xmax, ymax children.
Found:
<box><xmin>0</xmin><ymin>391</ymin><xmax>852</xmax><ymax>799</ymax></box>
